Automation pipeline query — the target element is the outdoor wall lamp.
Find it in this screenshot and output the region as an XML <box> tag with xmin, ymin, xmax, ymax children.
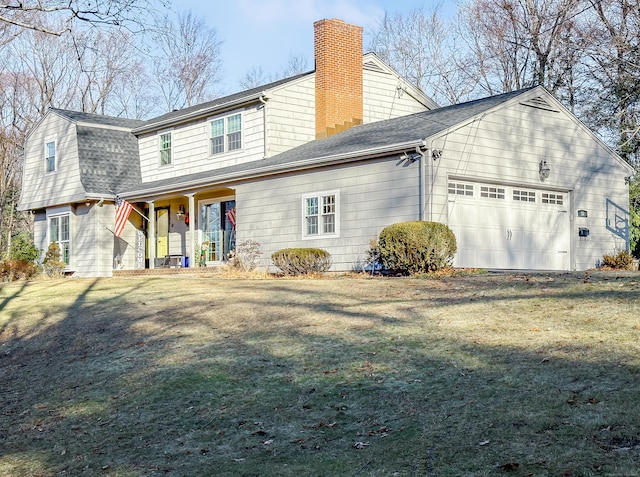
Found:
<box><xmin>176</xmin><ymin>204</ymin><xmax>185</xmax><ymax>221</ymax></box>
<box><xmin>539</xmin><ymin>159</ymin><xmax>550</xmax><ymax>181</ymax></box>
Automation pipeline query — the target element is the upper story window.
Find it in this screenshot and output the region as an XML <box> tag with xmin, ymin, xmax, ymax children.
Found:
<box><xmin>303</xmin><ymin>191</ymin><xmax>339</xmax><ymax>238</ymax></box>
<box><xmin>210</xmin><ymin>113</ymin><xmax>242</xmax><ymax>155</ymax></box>
<box><xmin>45</xmin><ymin>140</ymin><xmax>56</xmax><ymax>173</ymax></box>
<box><xmin>159</xmin><ymin>133</ymin><xmax>172</xmax><ymax>166</ymax></box>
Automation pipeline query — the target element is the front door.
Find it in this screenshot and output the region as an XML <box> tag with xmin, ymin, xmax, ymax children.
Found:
<box><xmin>156</xmin><ymin>207</ymin><xmax>169</xmax><ymax>258</ymax></box>
<box><xmin>200</xmin><ymin>200</ymin><xmax>235</xmax><ymax>264</ymax></box>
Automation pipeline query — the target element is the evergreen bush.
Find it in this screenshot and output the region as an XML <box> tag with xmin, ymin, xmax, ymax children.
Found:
<box><xmin>271</xmin><ymin>248</ymin><xmax>331</xmax><ymax>275</ymax></box>
<box><xmin>43</xmin><ymin>242</ymin><xmax>66</xmax><ymax>277</ymax></box>
<box><xmin>378</xmin><ymin>221</ymin><xmax>457</xmax><ymax>274</ymax></box>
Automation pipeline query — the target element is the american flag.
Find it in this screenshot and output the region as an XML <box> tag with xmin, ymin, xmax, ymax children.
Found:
<box><xmin>225</xmin><ymin>207</ymin><xmax>236</xmax><ymax>228</ymax></box>
<box><xmin>114</xmin><ymin>196</ymin><xmax>133</xmax><ymax>237</ymax></box>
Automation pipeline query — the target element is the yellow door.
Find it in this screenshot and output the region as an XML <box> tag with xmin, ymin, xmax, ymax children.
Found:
<box><xmin>156</xmin><ymin>208</ymin><xmax>169</xmax><ymax>257</ymax></box>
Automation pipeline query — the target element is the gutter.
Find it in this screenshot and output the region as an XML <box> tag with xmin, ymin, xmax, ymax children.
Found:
<box><xmin>133</xmin><ymin>93</ymin><xmax>265</xmax><ymax>135</ymax></box>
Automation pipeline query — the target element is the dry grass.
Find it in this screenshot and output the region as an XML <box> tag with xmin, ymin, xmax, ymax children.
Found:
<box><xmin>1</xmin><ymin>271</ymin><xmax>640</xmax><ymax>476</ymax></box>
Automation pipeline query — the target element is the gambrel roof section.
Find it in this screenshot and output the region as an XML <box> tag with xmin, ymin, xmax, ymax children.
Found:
<box><xmin>51</xmin><ymin>108</ymin><xmax>145</xmax><ymax>196</ymax></box>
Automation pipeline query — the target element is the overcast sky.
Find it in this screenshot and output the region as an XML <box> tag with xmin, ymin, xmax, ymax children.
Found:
<box><xmin>174</xmin><ymin>0</ymin><xmax>457</xmax><ymax>94</ymax></box>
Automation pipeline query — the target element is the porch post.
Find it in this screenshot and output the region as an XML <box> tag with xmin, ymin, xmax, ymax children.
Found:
<box><xmin>186</xmin><ymin>194</ymin><xmax>195</xmax><ymax>268</ymax></box>
<box><xmin>148</xmin><ymin>200</ymin><xmax>156</xmax><ymax>269</ymax></box>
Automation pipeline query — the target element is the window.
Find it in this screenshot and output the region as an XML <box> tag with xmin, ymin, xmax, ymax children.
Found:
<box><xmin>45</xmin><ymin>140</ymin><xmax>56</xmax><ymax>172</ymax></box>
<box><xmin>513</xmin><ymin>190</ymin><xmax>536</xmax><ymax>202</ymax></box>
<box><xmin>542</xmin><ymin>193</ymin><xmax>563</xmax><ymax>205</ymax></box>
<box><xmin>448</xmin><ymin>182</ymin><xmax>474</xmax><ymax>196</ymax></box>
<box><xmin>210</xmin><ymin>113</ymin><xmax>242</xmax><ymax>155</ymax></box>
<box><xmin>480</xmin><ymin>186</ymin><xmax>505</xmax><ymax>199</ymax></box>
<box><xmin>303</xmin><ymin>191</ymin><xmax>339</xmax><ymax>238</ymax></box>
<box><xmin>49</xmin><ymin>214</ymin><xmax>70</xmax><ymax>266</ymax></box>
<box><xmin>159</xmin><ymin>133</ymin><xmax>172</xmax><ymax>166</ymax></box>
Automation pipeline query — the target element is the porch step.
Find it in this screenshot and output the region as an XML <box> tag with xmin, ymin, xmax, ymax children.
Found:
<box><xmin>113</xmin><ymin>266</ymin><xmax>222</xmax><ymax>277</ymax></box>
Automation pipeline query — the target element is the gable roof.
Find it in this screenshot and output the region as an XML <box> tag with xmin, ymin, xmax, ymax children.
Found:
<box><xmin>50</xmin><ymin>109</ymin><xmax>144</xmax><ymax>196</ymax></box>
<box><xmin>51</xmin><ymin>108</ymin><xmax>145</xmax><ymax>129</ymax></box>
<box><xmin>133</xmin><ymin>72</ymin><xmax>313</xmax><ymax>134</ymax></box>
<box><xmin>121</xmin><ymin>88</ymin><xmax>532</xmax><ymax>198</ymax></box>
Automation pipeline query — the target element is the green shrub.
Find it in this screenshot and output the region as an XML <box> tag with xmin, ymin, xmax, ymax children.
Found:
<box><xmin>10</xmin><ymin>232</ymin><xmax>40</xmax><ymax>263</ymax></box>
<box><xmin>378</xmin><ymin>221</ymin><xmax>457</xmax><ymax>274</ymax></box>
<box><xmin>601</xmin><ymin>249</ymin><xmax>634</xmax><ymax>270</ymax></box>
<box><xmin>0</xmin><ymin>260</ymin><xmax>38</xmax><ymax>282</ymax></box>
<box><xmin>43</xmin><ymin>242</ymin><xmax>66</xmax><ymax>277</ymax></box>
<box><xmin>271</xmin><ymin>248</ymin><xmax>332</xmax><ymax>275</ymax></box>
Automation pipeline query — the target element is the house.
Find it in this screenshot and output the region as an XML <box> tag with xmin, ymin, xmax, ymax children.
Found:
<box><xmin>18</xmin><ymin>19</ymin><xmax>633</xmax><ymax>276</ymax></box>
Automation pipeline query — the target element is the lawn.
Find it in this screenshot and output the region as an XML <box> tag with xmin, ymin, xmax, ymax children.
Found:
<box><xmin>1</xmin><ymin>272</ymin><xmax>640</xmax><ymax>476</ymax></box>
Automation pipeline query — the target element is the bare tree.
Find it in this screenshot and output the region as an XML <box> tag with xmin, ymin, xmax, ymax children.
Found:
<box><xmin>239</xmin><ymin>54</ymin><xmax>309</xmax><ymax>91</ymax></box>
<box><xmin>0</xmin><ymin>0</ymin><xmax>166</xmax><ymax>36</ymax></box>
<box><xmin>369</xmin><ymin>5</ymin><xmax>477</xmax><ymax>104</ymax></box>
<box><xmin>458</xmin><ymin>0</ymin><xmax>586</xmax><ymax>98</ymax></box>
<box><xmin>152</xmin><ymin>10</ymin><xmax>223</xmax><ymax>112</ymax></box>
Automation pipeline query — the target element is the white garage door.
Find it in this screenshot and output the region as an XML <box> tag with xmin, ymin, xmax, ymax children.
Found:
<box><xmin>447</xmin><ymin>180</ymin><xmax>569</xmax><ymax>270</ymax></box>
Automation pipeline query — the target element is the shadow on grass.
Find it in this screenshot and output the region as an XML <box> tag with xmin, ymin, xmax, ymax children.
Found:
<box><xmin>1</xmin><ymin>274</ymin><xmax>639</xmax><ymax>476</ymax></box>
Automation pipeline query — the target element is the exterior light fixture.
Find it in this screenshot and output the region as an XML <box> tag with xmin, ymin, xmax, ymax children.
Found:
<box><xmin>176</xmin><ymin>204</ymin><xmax>185</xmax><ymax>220</ymax></box>
<box><xmin>539</xmin><ymin>159</ymin><xmax>550</xmax><ymax>181</ymax></box>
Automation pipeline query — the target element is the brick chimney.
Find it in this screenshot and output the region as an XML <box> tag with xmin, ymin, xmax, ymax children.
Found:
<box><xmin>314</xmin><ymin>19</ymin><xmax>363</xmax><ymax>139</ymax></box>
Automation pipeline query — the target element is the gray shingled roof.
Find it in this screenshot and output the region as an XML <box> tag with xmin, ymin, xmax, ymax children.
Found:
<box><xmin>51</xmin><ymin>108</ymin><xmax>146</xmax><ymax>129</ymax></box>
<box><xmin>50</xmin><ymin>109</ymin><xmax>144</xmax><ymax>196</ymax></box>
<box><xmin>123</xmin><ymin>88</ymin><xmax>532</xmax><ymax>197</ymax></box>
<box><xmin>135</xmin><ymin>72</ymin><xmax>313</xmax><ymax>133</ymax></box>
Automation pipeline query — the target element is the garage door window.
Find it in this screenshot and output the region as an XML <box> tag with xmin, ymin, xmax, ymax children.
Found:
<box><xmin>542</xmin><ymin>193</ymin><xmax>563</xmax><ymax>205</ymax></box>
<box><xmin>448</xmin><ymin>182</ymin><xmax>474</xmax><ymax>196</ymax></box>
<box><xmin>513</xmin><ymin>190</ymin><xmax>536</xmax><ymax>202</ymax></box>
<box><xmin>480</xmin><ymin>186</ymin><xmax>505</xmax><ymax>199</ymax></box>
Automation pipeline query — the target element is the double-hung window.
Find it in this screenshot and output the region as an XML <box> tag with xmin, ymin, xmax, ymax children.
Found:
<box><xmin>49</xmin><ymin>214</ymin><xmax>70</xmax><ymax>266</ymax></box>
<box><xmin>303</xmin><ymin>191</ymin><xmax>339</xmax><ymax>238</ymax></box>
<box><xmin>159</xmin><ymin>133</ymin><xmax>172</xmax><ymax>166</ymax></box>
<box><xmin>45</xmin><ymin>140</ymin><xmax>56</xmax><ymax>173</ymax></box>
<box><xmin>210</xmin><ymin>113</ymin><xmax>242</xmax><ymax>155</ymax></box>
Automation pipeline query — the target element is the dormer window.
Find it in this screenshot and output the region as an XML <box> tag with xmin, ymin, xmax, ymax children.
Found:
<box><xmin>210</xmin><ymin>113</ymin><xmax>242</xmax><ymax>155</ymax></box>
<box><xmin>45</xmin><ymin>140</ymin><xmax>56</xmax><ymax>173</ymax></box>
<box><xmin>159</xmin><ymin>132</ymin><xmax>172</xmax><ymax>166</ymax></box>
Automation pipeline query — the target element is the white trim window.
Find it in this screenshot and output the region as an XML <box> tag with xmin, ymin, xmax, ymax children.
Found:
<box><xmin>45</xmin><ymin>139</ymin><xmax>56</xmax><ymax>173</ymax></box>
<box><xmin>49</xmin><ymin>214</ymin><xmax>70</xmax><ymax>266</ymax></box>
<box><xmin>210</xmin><ymin>113</ymin><xmax>242</xmax><ymax>155</ymax></box>
<box><xmin>159</xmin><ymin>132</ymin><xmax>172</xmax><ymax>166</ymax></box>
<box><xmin>302</xmin><ymin>191</ymin><xmax>339</xmax><ymax>238</ymax></box>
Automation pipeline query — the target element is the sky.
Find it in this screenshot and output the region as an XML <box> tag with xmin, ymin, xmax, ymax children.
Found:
<box><xmin>175</xmin><ymin>0</ymin><xmax>458</xmax><ymax>95</ymax></box>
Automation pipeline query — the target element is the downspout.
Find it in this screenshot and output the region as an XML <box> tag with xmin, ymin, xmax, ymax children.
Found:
<box><xmin>416</xmin><ymin>139</ymin><xmax>429</xmax><ymax>221</ymax></box>
<box><xmin>259</xmin><ymin>93</ymin><xmax>269</xmax><ymax>158</ymax></box>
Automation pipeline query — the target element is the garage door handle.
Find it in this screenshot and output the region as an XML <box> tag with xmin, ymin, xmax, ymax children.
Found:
<box><xmin>506</xmin><ymin>229</ymin><xmax>513</xmax><ymax>240</ymax></box>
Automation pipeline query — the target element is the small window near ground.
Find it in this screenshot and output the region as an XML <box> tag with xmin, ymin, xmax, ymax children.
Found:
<box><xmin>303</xmin><ymin>191</ymin><xmax>339</xmax><ymax>238</ymax></box>
<box><xmin>513</xmin><ymin>190</ymin><xmax>536</xmax><ymax>202</ymax></box>
<box><xmin>49</xmin><ymin>214</ymin><xmax>70</xmax><ymax>265</ymax></box>
<box><xmin>448</xmin><ymin>182</ymin><xmax>474</xmax><ymax>196</ymax></box>
<box><xmin>159</xmin><ymin>133</ymin><xmax>172</xmax><ymax>166</ymax></box>
<box><xmin>480</xmin><ymin>186</ymin><xmax>505</xmax><ymax>199</ymax></box>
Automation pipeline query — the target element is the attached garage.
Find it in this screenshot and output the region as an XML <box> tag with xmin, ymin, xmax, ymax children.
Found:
<box><xmin>448</xmin><ymin>179</ymin><xmax>571</xmax><ymax>270</ymax></box>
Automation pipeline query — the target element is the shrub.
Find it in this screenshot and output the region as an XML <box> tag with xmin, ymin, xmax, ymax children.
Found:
<box><xmin>378</xmin><ymin>221</ymin><xmax>457</xmax><ymax>274</ymax></box>
<box><xmin>10</xmin><ymin>232</ymin><xmax>40</xmax><ymax>263</ymax></box>
<box><xmin>229</xmin><ymin>240</ymin><xmax>262</xmax><ymax>271</ymax></box>
<box><xmin>43</xmin><ymin>241</ymin><xmax>66</xmax><ymax>277</ymax></box>
<box><xmin>601</xmin><ymin>249</ymin><xmax>634</xmax><ymax>270</ymax></box>
<box><xmin>271</xmin><ymin>248</ymin><xmax>332</xmax><ymax>275</ymax></box>
<box><xmin>0</xmin><ymin>260</ymin><xmax>38</xmax><ymax>282</ymax></box>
